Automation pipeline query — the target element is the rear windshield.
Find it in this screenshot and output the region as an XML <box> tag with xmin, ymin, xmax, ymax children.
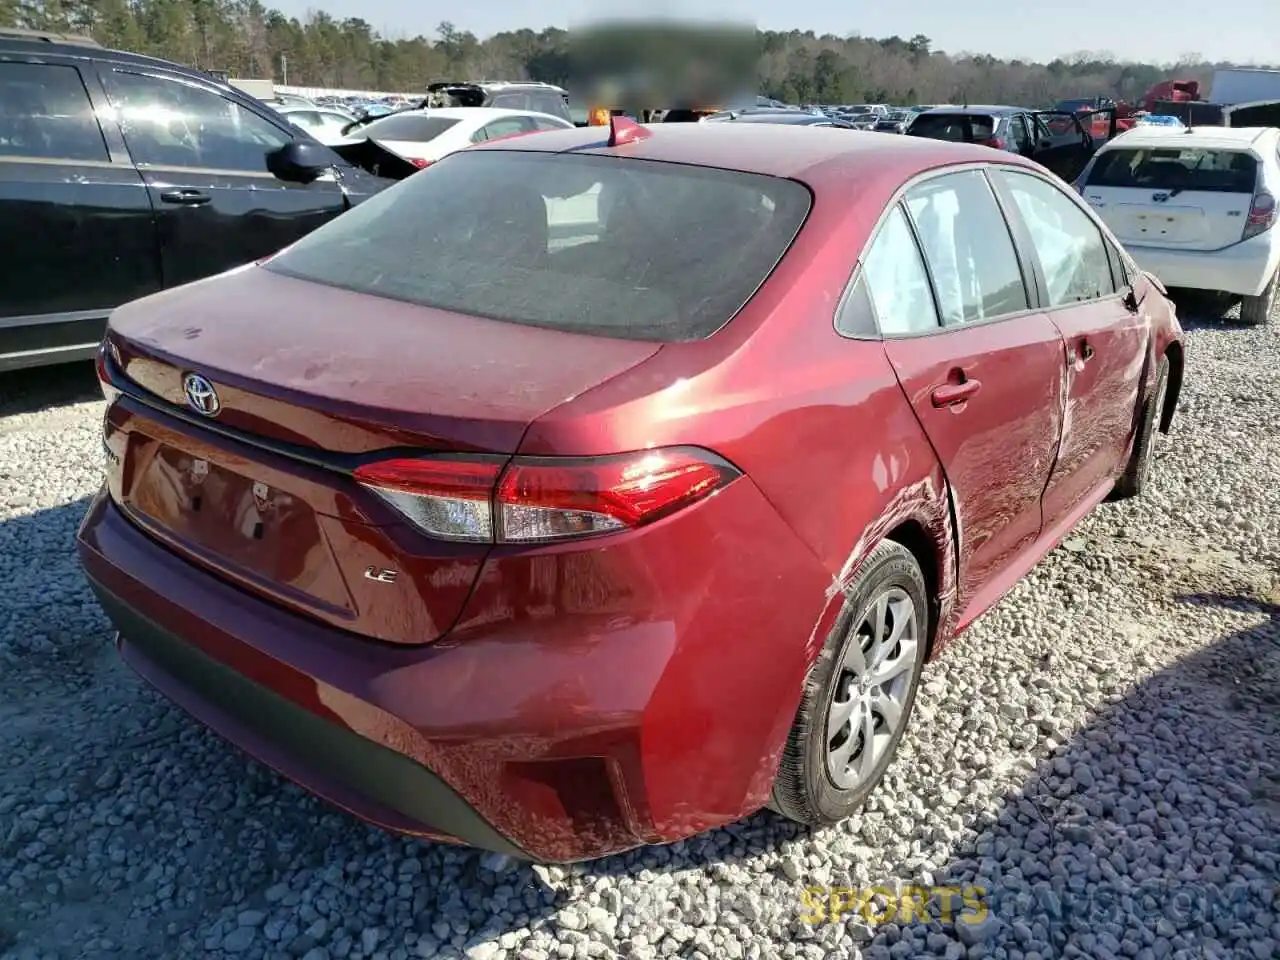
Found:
<box><xmin>264</xmin><ymin>150</ymin><xmax>812</xmax><ymax>342</ymax></box>
<box><xmin>360</xmin><ymin>114</ymin><xmax>460</xmax><ymax>142</ymax></box>
<box><xmin>908</xmin><ymin>114</ymin><xmax>995</xmax><ymax>142</ymax></box>
<box><xmin>489</xmin><ymin>91</ymin><xmax>571</xmax><ymax>122</ymax></box>
<box><xmin>1086</xmin><ymin>147</ymin><xmax>1259</xmax><ymax>193</ymax></box>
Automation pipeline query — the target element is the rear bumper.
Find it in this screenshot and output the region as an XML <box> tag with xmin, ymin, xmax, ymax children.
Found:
<box><xmin>77</xmin><ymin>480</ymin><xmax>831</xmax><ymax>862</ymax></box>
<box><xmin>1127</xmin><ymin>234</ymin><xmax>1280</xmax><ymax>297</ymax></box>
<box><xmin>93</xmin><ymin>587</ymin><xmax>527</xmax><ymax>859</ymax></box>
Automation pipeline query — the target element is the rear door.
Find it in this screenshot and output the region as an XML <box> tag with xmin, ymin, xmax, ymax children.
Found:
<box><xmin>871</xmin><ymin>168</ymin><xmax>1067</xmax><ymax>613</ymax></box>
<box><xmin>1078</xmin><ymin>144</ymin><xmax>1261</xmax><ymax>250</ymax></box>
<box><xmin>99</xmin><ymin>66</ymin><xmax>348</xmax><ymax>288</ymax></box>
<box><xmin>0</xmin><ymin>57</ymin><xmax>159</xmax><ymax>366</ymax></box>
<box><xmin>992</xmin><ymin>168</ymin><xmax>1148</xmax><ymax>525</ymax></box>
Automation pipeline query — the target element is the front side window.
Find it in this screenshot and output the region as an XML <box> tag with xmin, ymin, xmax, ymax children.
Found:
<box><xmin>107</xmin><ymin>71</ymin><xmax>290</xmax><ymax>172</ymax></box>
<box><xmin>0</xmin><ymin>62</ymin><xmax>108</xmax><ymax>162</ymax></box>
<box><xmin>997</xmin><ymin>170</ymin><xmax>1117</xmax><ymax>306</ymax></box>
<box><xmin>905</xmin><ymin>170</ymin><xmax>1028</xmax><ymax>326</ymax></box>
<box><xmin>264</xmin><ymin>150</ymin><xmax>811</xmax><ymax>342</ymax></box>
<box><xmin>858</xmin><ymin>205</ymin><xmax>939</xmax><ymax>336</ymax></box>
<box><xmin>1008</xmin><ymin>115</ymin><xmax>1031</xmax><ymax>152</ymax></box>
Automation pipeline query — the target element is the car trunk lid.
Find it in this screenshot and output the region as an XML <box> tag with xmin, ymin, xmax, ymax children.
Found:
<box><xmin>1081</xmin><ymin>144</ymin><xmax>1261</xmax><ymax>250</ymax></box>
<box><xmin>102</xmin><ymin>265</ymin><xmax>661</xmax><ymax>643</ymax></box>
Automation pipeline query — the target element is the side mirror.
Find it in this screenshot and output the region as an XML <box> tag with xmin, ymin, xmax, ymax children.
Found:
<box><xmin>266</xmin><ymin>140</ymin><xmax>334</xmax><ymax>184</ymax></box>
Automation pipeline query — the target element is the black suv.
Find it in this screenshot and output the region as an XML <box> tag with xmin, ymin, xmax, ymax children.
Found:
<box><xmin>0</xmin><ymin>29</ymin><xmax>392</xmax><ymax>372</ymax></box>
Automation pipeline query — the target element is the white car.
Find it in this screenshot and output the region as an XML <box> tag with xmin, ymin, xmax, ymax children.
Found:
<box><xmin>349</xmin><ymin>107</ymin><xmax>575</xmax><ymax>169</ymax></box>
<box><xmin>275</xmin><ymin>103</ymin><xmax>359</xmax><ymax>146</ymax></box>
<box><xmin>1075</xmin><ymin>125</ymin><xmax>1280</xmax><ymax>324</ymax></box>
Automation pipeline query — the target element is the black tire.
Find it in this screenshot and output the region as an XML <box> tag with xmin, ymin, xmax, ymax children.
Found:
<box><xmin>1239</xmin><ymin>267</ymin><xmax>1277</xmax><ymax>326</ymax></box>
<box><xmin>1111</xmin><ymin>355</ymin><xmax>1169</xmax><ymax>501</ymax></box>
<box><xmin>771</xmin><ymin>540</ymin><xmax>929</xmax><ymax>826</ymax></box>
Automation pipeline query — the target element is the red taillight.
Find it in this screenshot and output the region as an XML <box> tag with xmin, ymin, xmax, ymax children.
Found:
<box><xmin>1244</xmin><ymin>189</ymin><xmax>1276</xmax><ymax>240</ymax></box>
<box><xmin>409</xmin><ymin>157</ymin><xmax>433</xmax><ymax>169</ymax></box>
<box><xmin>353</xmin><ymin>447</ymin><xmax>741</xmax><ymax>544</ymax></box>
<box><xmin>981</xmin><ymin>137</ymin><xmax>1008</xmax><ymax>150</ymax></box>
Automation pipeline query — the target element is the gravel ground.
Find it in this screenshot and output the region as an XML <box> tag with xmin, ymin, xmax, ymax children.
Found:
<box><xmin>0</xmin><ymin>300</ymin><xmax>1277</xmax><ymax>960</ymax></box>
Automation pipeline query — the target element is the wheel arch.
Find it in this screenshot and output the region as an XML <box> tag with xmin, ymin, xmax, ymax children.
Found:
<box><xmin>1160</xmin><ymin>339</ymin><xmax>1183</xmax><ymax>434</ymax></box>
<box><xmin>882</xmin><ymin>517</ymin><xmax>950</xmax><ymax>662</ymax></box>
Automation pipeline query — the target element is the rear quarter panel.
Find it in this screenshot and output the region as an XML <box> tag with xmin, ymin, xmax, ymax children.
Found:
<box><xmin>520</xmin><ymin>156</ymin><xmax>962</xmax><ymax>660</ymax></box>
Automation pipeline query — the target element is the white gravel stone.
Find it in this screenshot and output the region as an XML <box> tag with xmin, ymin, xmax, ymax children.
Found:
<box><xmin>0</xmin><ymin>299</ymin><xmax>1276</xmax><ymax>960</ymax></box>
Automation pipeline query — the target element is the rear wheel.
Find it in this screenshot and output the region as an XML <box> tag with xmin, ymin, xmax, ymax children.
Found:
<box><xmin>771</xmin><ymin>541</ymin><xmax>929</xmax><ymax>826</ymax></box>
<box><xmin>1112</xmin><ymin>355</ymin><xmax>1169</xmax><ymax>501</ymax></box>
<box><xmin>1239</xmin><ymin>267</ymin><xmax>1277</xmax><ymax>326</ymax></box>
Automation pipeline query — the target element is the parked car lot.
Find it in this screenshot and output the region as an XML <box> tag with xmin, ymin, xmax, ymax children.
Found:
<box><xmin>2</xmin><ymin>67</ymin><xmax>1280</xmax><ymax>960</ymax></box>
<box><xmin>0</xmin><ymin>299</ymin><xmax>1275</xmax><ymax>958</ymax></box>
<box><xmin>0</xmin><ymin>112</ymin><xmax>1277</xmax><ymax>956</ymax></box>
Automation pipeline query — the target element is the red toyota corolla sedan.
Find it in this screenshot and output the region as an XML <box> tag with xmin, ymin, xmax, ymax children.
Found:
<box><xmin>78</xmin><ymin>118</ymin><xmax>1184</xmax><ymax>863</ymax></box>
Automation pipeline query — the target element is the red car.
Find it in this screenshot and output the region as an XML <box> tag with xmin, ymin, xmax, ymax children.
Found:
<box><xmin>78</xmin><ymin>118</ymin><xmax>1184</xmax><ymax>863</ymax></box>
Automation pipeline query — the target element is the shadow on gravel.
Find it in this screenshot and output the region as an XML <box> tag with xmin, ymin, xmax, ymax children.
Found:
<box><xmin>837</xmin><ymin>594</ymin><xmax>1280</xmax><ymax>960</ymax></box>
<box><xmin>0</xmin><ymin>361</ymin><xmax>100</xmax><ymax>418</ymax></box>
<box><xmin>1167</xmin><ymin>290</ymin><xmax>1265</xmax><ymax>333</ymax></box>
<box><xmin>0</xmin><ymin>496</ymin><xmax>104</xmax><ymax>672</ymax></box>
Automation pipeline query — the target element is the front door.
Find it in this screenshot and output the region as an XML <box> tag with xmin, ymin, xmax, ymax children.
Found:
<box><xmin>0</xmin><ymin>57</ymin><xmax>159</xmax><ymax>365</ymax></box>
<box><xmin>99</xmin><ymin>67</ymin><xmax>347</xmax><ymax>289</ymax></box>
<box><xmin>992</xmin><ymin>169</ymin><xmax>1149</xmax><ymax>527</ymax></box>
<box><xmin>1030</xmin><ymin>112</ymin><xmax>1093</xmax><ymax>180</ymax></box>
<box><xmin>865</xmin><ymin>170</ymin><xmax>1067</xmax><ymax>616</ymax></box>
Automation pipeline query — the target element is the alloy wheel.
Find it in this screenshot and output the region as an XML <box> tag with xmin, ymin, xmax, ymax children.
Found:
<box><xmin>825</xmin><ymin>587</ymin><xmax>920</xmax><ymax>790</ymax></box>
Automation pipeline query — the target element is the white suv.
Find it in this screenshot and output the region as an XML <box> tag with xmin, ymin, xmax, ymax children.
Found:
<box><xmin>1074</xmin><ymin>125</ymin><xmax>1279</xmax><ymax>325</ymax></box>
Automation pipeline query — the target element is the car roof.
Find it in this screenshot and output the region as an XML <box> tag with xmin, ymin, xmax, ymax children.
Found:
<box><xmin>0</xmin><ymin>34</ymin><xmax>201</xmax><ymax>75</ymax></box>
<box><xmin>726</xmin><ymin>113</ymin><xmax>842</xmax><ymax>125</ymax></box>
<box><xmin>1100</xmin><ymin>125</ymin><xmax>1279</xmax><ymax>152</ymax></box>
<box><xmin>377</xmin><ymin>107</ymin><xmax>569</xmax><ymax>124</ymax></box>
<box><xmin>918</xmin><ymin>105</ymin><xmax>1029</xmax><ymax>116</ymax></box>
<box><xmin>427</xmin><ymin>80</ymin><xmax>568</xmax><ymax>94</ymax></box>
<box><xmin>468</xmin><ymin>121</ymin><xmax>1038</xmax><ymax>185</ymax></box>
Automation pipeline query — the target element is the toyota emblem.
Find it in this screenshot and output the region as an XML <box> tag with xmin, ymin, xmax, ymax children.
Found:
<box><xmin>183</xmin><ymin>373</ymin><xmax>221</xmax><ymax>417</ymax></box>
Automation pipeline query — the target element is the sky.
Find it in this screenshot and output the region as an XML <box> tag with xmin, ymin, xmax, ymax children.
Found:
<box><xmin>270</xmin><ymin>0</ymin><xmax>1277</xmax><ymax>66</ymax></box>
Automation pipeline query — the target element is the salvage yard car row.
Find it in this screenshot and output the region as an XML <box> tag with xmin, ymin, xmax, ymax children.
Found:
<box><xmin>0</xmin><ymin>27</ymin><xmax>1272</xmax><ymax>869</ymax></box>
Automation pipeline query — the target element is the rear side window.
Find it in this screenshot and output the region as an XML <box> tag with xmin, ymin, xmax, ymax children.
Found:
<box><xmin>905</xmin><ymin>170</ymin><xmax>1028</xmax><ymax>325</ymax></box>
<box><xmin>264</xmin><ymin>151</ymin><xmax>811</xmax><ymax>342</ymax></box>
<box><xmin>1086</xmin><ymin>147</ymin><xmax>1259</xmax><ymax>193</ymax></box>
<box><xmin>858</xmin><ymin>205</ymin><xmax>939</xmax><ymax>336</ymax></box>
<box><xmin>908</xmin><ymin>114</ymin><xmax>994</xmax><ymax>143</ymax></box>
<box><xmin>361</xmin><ymin>115</ymin><xmax>461</xmax><ymax>142</ymax></box>
<box><xmin>0</xmin><ymin>62</ymin><xmax>108</xmax><ymax>162</ymax></box>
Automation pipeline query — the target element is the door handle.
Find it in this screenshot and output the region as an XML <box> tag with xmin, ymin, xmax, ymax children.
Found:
<box><xmin>1072</xmin><ymin>339</ymin><xmax>1096</xmax><ymax>363</ymax></box>
<box><xmin>931</xmin><ymin>378</ymin><xmax>982</xmax><ymax>408</ymax></box>
<box><xmin>159</xmin><ymin>189</ymin><xmax>211</xmax><ymax>206</ymax></box>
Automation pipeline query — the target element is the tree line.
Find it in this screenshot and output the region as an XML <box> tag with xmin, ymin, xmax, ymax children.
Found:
<box><xmin>3</xmin><ymin>0</ymin><xmax>1272</xmax><ymax>107</ymax></box>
